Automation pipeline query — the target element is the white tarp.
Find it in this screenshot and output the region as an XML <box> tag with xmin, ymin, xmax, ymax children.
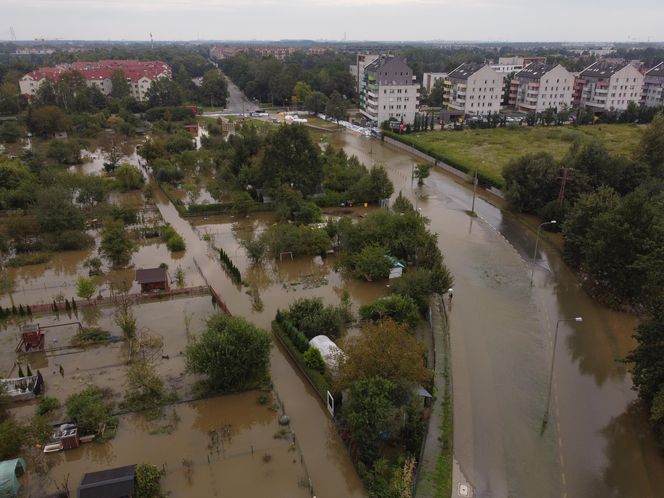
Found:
<box><xmin>309</xmin><ymin>335</ymin><xmax>344</xmax><ymax>369</ymax></box>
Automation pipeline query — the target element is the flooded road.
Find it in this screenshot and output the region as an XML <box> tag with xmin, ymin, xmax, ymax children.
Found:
<box><xmin>326</xmin><ymin>131</ymin><xmax>664</xmax><ymax>498</ymax></box>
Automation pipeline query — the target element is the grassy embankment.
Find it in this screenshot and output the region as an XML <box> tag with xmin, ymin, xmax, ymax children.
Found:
<box><xmin>388</xmin><ymin>124</ymin><xmax>643</xmax><ymax>188</ymax></box>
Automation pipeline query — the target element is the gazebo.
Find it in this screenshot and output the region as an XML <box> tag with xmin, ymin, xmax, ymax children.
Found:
<box><xmin>0</xmin><ymin>458</ymin><xmax>26</xmax><ymax>498</ymax></box>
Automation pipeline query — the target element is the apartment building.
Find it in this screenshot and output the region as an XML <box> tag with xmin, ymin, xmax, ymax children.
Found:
<box><xmin>19</xmin><ymin>60</ymin><xmax>172</xmax><ymax>101</ymax></box>
<box><xmin>509</xmin><ymin>63</ymin><xmax>574</xmax><ymax>112</ymax></box>
<box><xmin>350</xmin><ymin>54</ymin><xmax>380</xmax><ymax>95</ymax></box>
<box><xmin>443</xmin><ymin>63</ymin><xmax>502</xmax><ymax>116</ymax></box>
<box><xmin>642</xmin><ymin>62</ymin><xmax>664</xmax><ymax>107</ymax></box>
<box><xmin>576</xmin><ymin>61</ymin><xmax>644</xmax><ymax>112</ymax></box>
<box><xmin>360</xmin><ymin>56</ymin><xmax>418</xmax><ymax>125</ymax></box>
<box><xmin>422</xmin><ymin>72</ymin><xmax>447</xmax><ymax>93</ymax></box>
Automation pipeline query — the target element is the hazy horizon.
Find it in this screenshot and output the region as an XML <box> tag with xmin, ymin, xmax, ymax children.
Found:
<box><xmin>4</xmin><ymin>0</ymin><xmax>663</xmax><ymax>44</ymax></box>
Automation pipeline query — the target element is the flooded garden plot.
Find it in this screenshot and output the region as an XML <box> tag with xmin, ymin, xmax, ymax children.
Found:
<box><xmin>3</xmin><ymin>295</ymin><xmax>313</xmax><ymax>497</ymax></box>
<box><xmin>27</xmin><ymin>393</ymin><xmax>312</xmax><ymax>498</ymax></box>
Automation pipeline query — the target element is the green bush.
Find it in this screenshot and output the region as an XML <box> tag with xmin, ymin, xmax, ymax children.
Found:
<box><xmin>303</xmin><ymin>347</ymin><xmax>326</xmax><ymax>374</ymax></box>
<box><xmin>282</xmin><ymin>297</ymin><xmax>349</xmax><ymax>340</ymax></box>
<box><xmin>351</xmin><ymin>245</ymin><xmax>393</xmax><ymax>281</ymax></box>
<box><xmin>359</xmin><ymin>294</ymin><xmax>420</xmax><ymax>329</ymax></box>
<box><xmin>65</xmin><ymin>386</ymin><xmax>115</xmax><ymax>435</ymax></box>
<box><xmin>160</xmin><ymin>225</ymin><xmax>186</xmax><ymax>252</ymax></box>
<box><xmin>6</xmin><ymin>253</ymin><xmax>50</xmax><ymax>267</ymax></box>
<box><xmin>37</xmin><ymin>396</ymin><xmax>61</xmax><ymax>416</ymax></box>
<box><xmin>135</xmin><ymin>463</ymin><xmax>163</xmax><ymax>498</ymax></box>
<box><xmin>0</xmin><ymin>419</ymin><xmax>23</xmax><ymax>460</ymax></box>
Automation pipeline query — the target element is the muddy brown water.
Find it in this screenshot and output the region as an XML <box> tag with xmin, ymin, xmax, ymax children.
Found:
<box><xmin>325</xmin><ymin>131</ymin><xmax>664</xmax><ymax>498</ymax></box>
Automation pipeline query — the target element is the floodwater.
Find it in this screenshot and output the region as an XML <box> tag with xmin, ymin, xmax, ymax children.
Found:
<box><xmin>326</xmin><ymin>131</ymin><xmax>664</xmax><ymax>498</ymax></box>
<box><xmin>28</xmin><ymin>393</ymin><xmax>311</xmax><ymax>498</ymax></box>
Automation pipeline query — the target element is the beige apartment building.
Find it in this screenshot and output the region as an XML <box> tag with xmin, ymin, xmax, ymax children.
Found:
<box><xmin>642</xmin><ymin>62</ymin><xmax>664</xmax><ymax>107</ymax></box>
<box><xmin>509</xmin><ymin>63</ymin><xmax>574</xmax><ymax>112</ymax></box>
<box><xmin>577</xmin><ymin>61</ymin><xmax>644</xmax><ymax>112</ymax></box>
<box><xmin>443</xmin><ymin>63</ymin><xmax>502</xmax><ymax>116</ymax></box>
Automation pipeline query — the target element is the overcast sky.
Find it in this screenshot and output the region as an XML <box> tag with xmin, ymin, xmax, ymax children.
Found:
<box><xmin>4</xmin><ymin>0</ymin><xmax>663</xmax><ymax>42</ymax></box>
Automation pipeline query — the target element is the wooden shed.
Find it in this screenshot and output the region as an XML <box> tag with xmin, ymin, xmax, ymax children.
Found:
<box><xmin>135</xmin><ymin>267</ymin><xmax>169</xmax><ymax>293</ymax></box>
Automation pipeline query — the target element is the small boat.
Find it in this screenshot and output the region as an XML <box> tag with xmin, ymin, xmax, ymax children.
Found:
<box><xmin>43</xmin><ymin>442</ymin><xmax>63</xmax><ymax>453</ymax></box>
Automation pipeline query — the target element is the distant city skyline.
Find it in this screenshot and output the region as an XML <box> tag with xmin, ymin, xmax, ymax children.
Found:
<box><xmin>3</xmin><ymin>0</ymin><xmax>663</xmax><ymax>43</ymax></box>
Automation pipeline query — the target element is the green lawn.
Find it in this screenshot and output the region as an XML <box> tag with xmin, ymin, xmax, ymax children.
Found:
<box><xmin>397</xmin><ymin>124</ymin><xmax>644</xmax><ymax>187</ymax></box>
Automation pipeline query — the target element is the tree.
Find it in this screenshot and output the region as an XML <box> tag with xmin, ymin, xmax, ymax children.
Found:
<box><xmin>359</xmin><ymin>294</ymin><xmax>420</xmax><ymax>328</ymax></box>
<box><xmin>351</xmin><ymin>244</ymin><xmax>393</xmax><ymax>281</ymax></box>
<box><xmin>76</xmin><ymin>276</ymin><xmax>97</xmax><ymax>303</ymax></box>
<box><xmin>76</xmin><ymin>175</ymin><xmax>109</xmax><ymax>207</ymax></box>
<box><xmin>342</xmin><ymin>377</ymin><xmax>397</xmax><ymax>465</ymax></box>
<box><xmin>200</xmin><ymin>70</ymin><xmax>228</xmax><ymax>107</ymax></box>
<box><xmin>186</xmin><ymin>313</ymin><xmax>271</xmax><ymax>391</ymax></box>
<box><xmin>503</xmin><ymin>152</ymin><xmax>560</xmax><ymax>213</ymax></box>
<box><xmin>115</xmin><ymin>163</ymin><xmax>144</xmax><ymax>191</ymax></box>
<box><xmin>0</xmin><ymin>122</ymin><xmax>21</xmax><ymax>143</ymax></box>
<box><xmin>231</xmin><ymin>191</ymin><xmax>255</xmax><ymax>217</ymax></box>
<box><xmin>325</xmin><ymin>90</ymin><xmax>347</xmax><ymax>123</ymax></box>
<box><xmin>115</xmin><ymin>292</ymin><xmax>137</xmax><ymax>339</ymax></box>
<box><xmin>351</xmin><ymin>165</ymin><xmax>394</xmax><ymax>203</ymax></box>
<box><xmin>146</xmin><ymin>79</ymin><xmax>184</xmax><ymax>107</ymax></box>
<box><xmin>639</xmin><ymin>113</ymin><xmax>664</xmax><ymax>178</ymax></box>
<box><xmin>292</xmin><ymin>81</ymin><xmax>312</xmax><ymax>108</ymax></box>
<box><xmin>303</xmin><ymin>347</ymin><xmax>326</xmax><ymax>374</ymax></box>
<box><xmin>304</xmin><ymin>91</ymin><xmax>328</xmax><ymax>114</ymax></box>
<box><xmin>66</xmin><ymin>387</ymin><xmax>114</xmax><ymax>435</ymax></box>
<box><xmin>99</xmin><ymin>219</ymin><xmax>137</xmax><ymax>267</ymax></box>
<box><xmin>123</xmin><ymin>359</ymin><xmax>167</xmax><ymax>412</ymax></box>
<box><xmin>390</xmin><ymin>267</ymin><xmax>441</xmax><ymax>312</ymax></box>
<box><xmin>337</xmin><ymin>319</ymin><xmax>431</xmax><ymax>391</ymax></box>
<box><xmin>260</xmin><ymin>124</ymin><xmax>322</xmax><ymax>195</ymax></box>
<box><xmin>110</xmin><ymin>69</ymin><xmax>131</xmax><ymax>98</ymax></box>
<box><xmin>427</xmin><ymin>79</ymin><xmax>445</xmax><ymax>107</ymax></box>
<box><xmin>414</xmin><ymin>163</ymin><xmax>431</xmax><ymax>186</ymax></box>
<box><xmin>27</xmin><ymin>105</ymin><xmax>71</xmax><ymax>136</ymax></box>
<box><xmin>35</xmin><ymin>186</ymin><xmax>85</xmax><ymax>233</ymax></box>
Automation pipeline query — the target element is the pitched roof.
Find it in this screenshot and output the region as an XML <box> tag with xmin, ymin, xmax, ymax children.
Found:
<box><xmin>580</xmin><ymin>60</ymin><xmax>630</xmax><ymax>78</ymax></box>
<box><xmin>646</xmin><ymin>61</ymin><xmax>664</xmax><ymax>78</ymax></box>
<box><xmin>515</xmin><ymin>62</ymin><xmax>558</xmax><ymax>80</ymax></box>
<box><xmin>365</xmin><ymin>55</ymin><xmax>412</xmax><ymax>73</ymax></box>
<box><xmin>447</xmin><ymin>62</ymin><xmax>486</xmax><ymax>80</ymax></box>
<box><xmin>78</xmin><ymin>464</ymin><xmax>136</xmax><ymax>498</ymax></box>
<box><xmin>135</xmin><ymin>267</ymin><xmax>168</xmax><ymax>285</ymax></box>
<box><xmin>24</xmin><ymin>60</ymin><xmax>171</xmax><ymax>83</ymax></box>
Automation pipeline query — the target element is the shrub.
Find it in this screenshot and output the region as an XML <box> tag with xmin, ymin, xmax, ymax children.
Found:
<box><xmin>37</xmin><ymin>396</ymin><xmax>60</xmax><ymax>416</ymax></box>
<box><xmin>6</xmin><ymin>253</ymin><xmax>50</xmax><ymax>268</ymax></box>
<box><xmin>282</xmin><ymin>297</ymin><xmax>349</xmax><ymax>340</ymax></box>
<box><xmin>303</xmin><ymin>347</ymin><xmax>326</xmax><ymax>374</ymax></box>
<box><xmin>0</xmin><ymin>419</ymin><xmax>23</xmax><ymax>459</ymax></box>
<box><xmin>135</xmin><ymin>463</ymin><xmax>163</xmax><ymax>498</ymax></box>
<box><xmin>359</xmin><ymin>295</ymin><xmax>420</xmax><ymax>329</ymax></box>
<box><xmin>351</xmin><ymin>245</ymin><xmax>392</xmax><ymax>281</ymax></box>
<box><xmin>65</xmin><ymin>386</ymin><xmax>114</xmax><ymax>435</ymax></box>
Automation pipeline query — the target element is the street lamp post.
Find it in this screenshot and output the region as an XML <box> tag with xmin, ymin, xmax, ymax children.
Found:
<box><xmin>530</xmin><ymin>220</ymin><xmax>556</xmax><ymax>286</ymax></box>
<box><xmin>470</xmin><ymin>165</ymin><xmax>478</xmax><ymax>214</ymax></box>
<box><xmin>542</xmin><ymin>316</ymin><xmax>583</xmax><ymax>430</ymax></box>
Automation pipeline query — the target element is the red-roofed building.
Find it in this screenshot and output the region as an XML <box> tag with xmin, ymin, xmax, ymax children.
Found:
<box><xmin>19</xmin><ymin>60</ymin><xmax>172</xmax><ymax>101</ymax></box>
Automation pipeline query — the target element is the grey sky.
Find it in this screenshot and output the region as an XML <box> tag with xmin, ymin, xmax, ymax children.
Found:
<box><xmin>3</xmin><ymin>0</ymin><xmax>663</xmax><ymax>42</ymax></box>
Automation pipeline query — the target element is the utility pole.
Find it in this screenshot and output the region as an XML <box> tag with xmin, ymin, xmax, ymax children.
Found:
<box><xmin>557</xmin><ymin>167</ymin><xmax>573</xmax><ymax>207</ymax></box>
<box><xmin>471</xmin><ymin>166</ymin><xmax>478</xmax><ymax>214</ymax></box>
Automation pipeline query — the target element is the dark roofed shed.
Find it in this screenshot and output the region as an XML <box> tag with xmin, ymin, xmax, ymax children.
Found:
<box><xmin>135</xmin><ymin>267</ymin><xmax>169</xmax><ymax>293</ymax></box>
<box><xmin>78</xmin><ymin>464</ymin><xmax>136</xmax><ymax>498</ymax></box>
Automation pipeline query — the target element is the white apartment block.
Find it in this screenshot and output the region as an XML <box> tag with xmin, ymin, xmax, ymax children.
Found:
<box><xmin>19</xmin><ymin>60</ymin><xmax>172</xmax><ymax>102</ymax></box>
<box><xmin>360</xmin><ymin>56</ymin><xmax>419</xmax><ymax>125</ymax></box>
<box><xmin>577</xmin><ymin>61</ymin><xmax>644</xmax><ymax>112</ymax></box>
<box><xmin>350</xmin><ymin>53</ymin><xmax>380</xmax><ymax>95</ymax></box>
<box><xmin>490</xmin><ymin>56</ymin><xmax>547</xmax><ymax>74</ymax></box>
<box><xmin>642</xmin><ymin>62</ymin><xmax>664</xmax><ymax>108</ymax></box>
<box><xmin>443</xmin><ymin>63</ymin><xmax>502</xmax><ymax>116</ymax></box>
<box><xmin>509</xmin><ymin>63</ymin><xmax>574</xmax><ymax>113</ymax></box>
<box><xmin>422</xmin><ymin>72</ymin><xmax>447</xmax><ymax>93</ymax></box>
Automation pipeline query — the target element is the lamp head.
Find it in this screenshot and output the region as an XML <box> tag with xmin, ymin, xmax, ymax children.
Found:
<box><xmin>574</xmin><ymin>317</ymin><xmax>583</xmax><ymax>322</ymax></box>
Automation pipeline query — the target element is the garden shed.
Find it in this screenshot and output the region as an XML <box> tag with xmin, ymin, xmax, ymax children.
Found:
<box><xmin>135</xmin><ymin>267</ymin><xmax>169</xmax><ymax>293</ymax></box>
<box><xmin>78</xmin><ymin>464</ymin><xmax>136</xmax><ymax>498</ymax></box>
<box><xmin>0</xmin><ymin>458</ymin><xmax>26</xmax><ymax>498</ymax></box>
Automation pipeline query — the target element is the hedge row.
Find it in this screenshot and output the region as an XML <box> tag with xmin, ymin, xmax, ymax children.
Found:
<box><xmin>383</xmin><ymin>130</ymin><xmax>504</xmax><ymax>189</ymax></box>
<box><xmin>274</xmin><ymin>311</ymin><xmax>309</xmax><ymax>352</ymax></box>
<box><xmin>218</xmin><ymin>248</ymin><xmax>242</xmax><ymax>285</ymax></box>
<box><xmin>271</xmin><ymin>319</ymin><xmax>332</xmax><ymax>400</ymax></box>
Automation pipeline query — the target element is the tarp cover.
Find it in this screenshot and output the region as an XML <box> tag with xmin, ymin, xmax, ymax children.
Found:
<box><xmin>0</xmin><ymin>458</ymin><xmax>25</xmax><ymax>498</ymax></box>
